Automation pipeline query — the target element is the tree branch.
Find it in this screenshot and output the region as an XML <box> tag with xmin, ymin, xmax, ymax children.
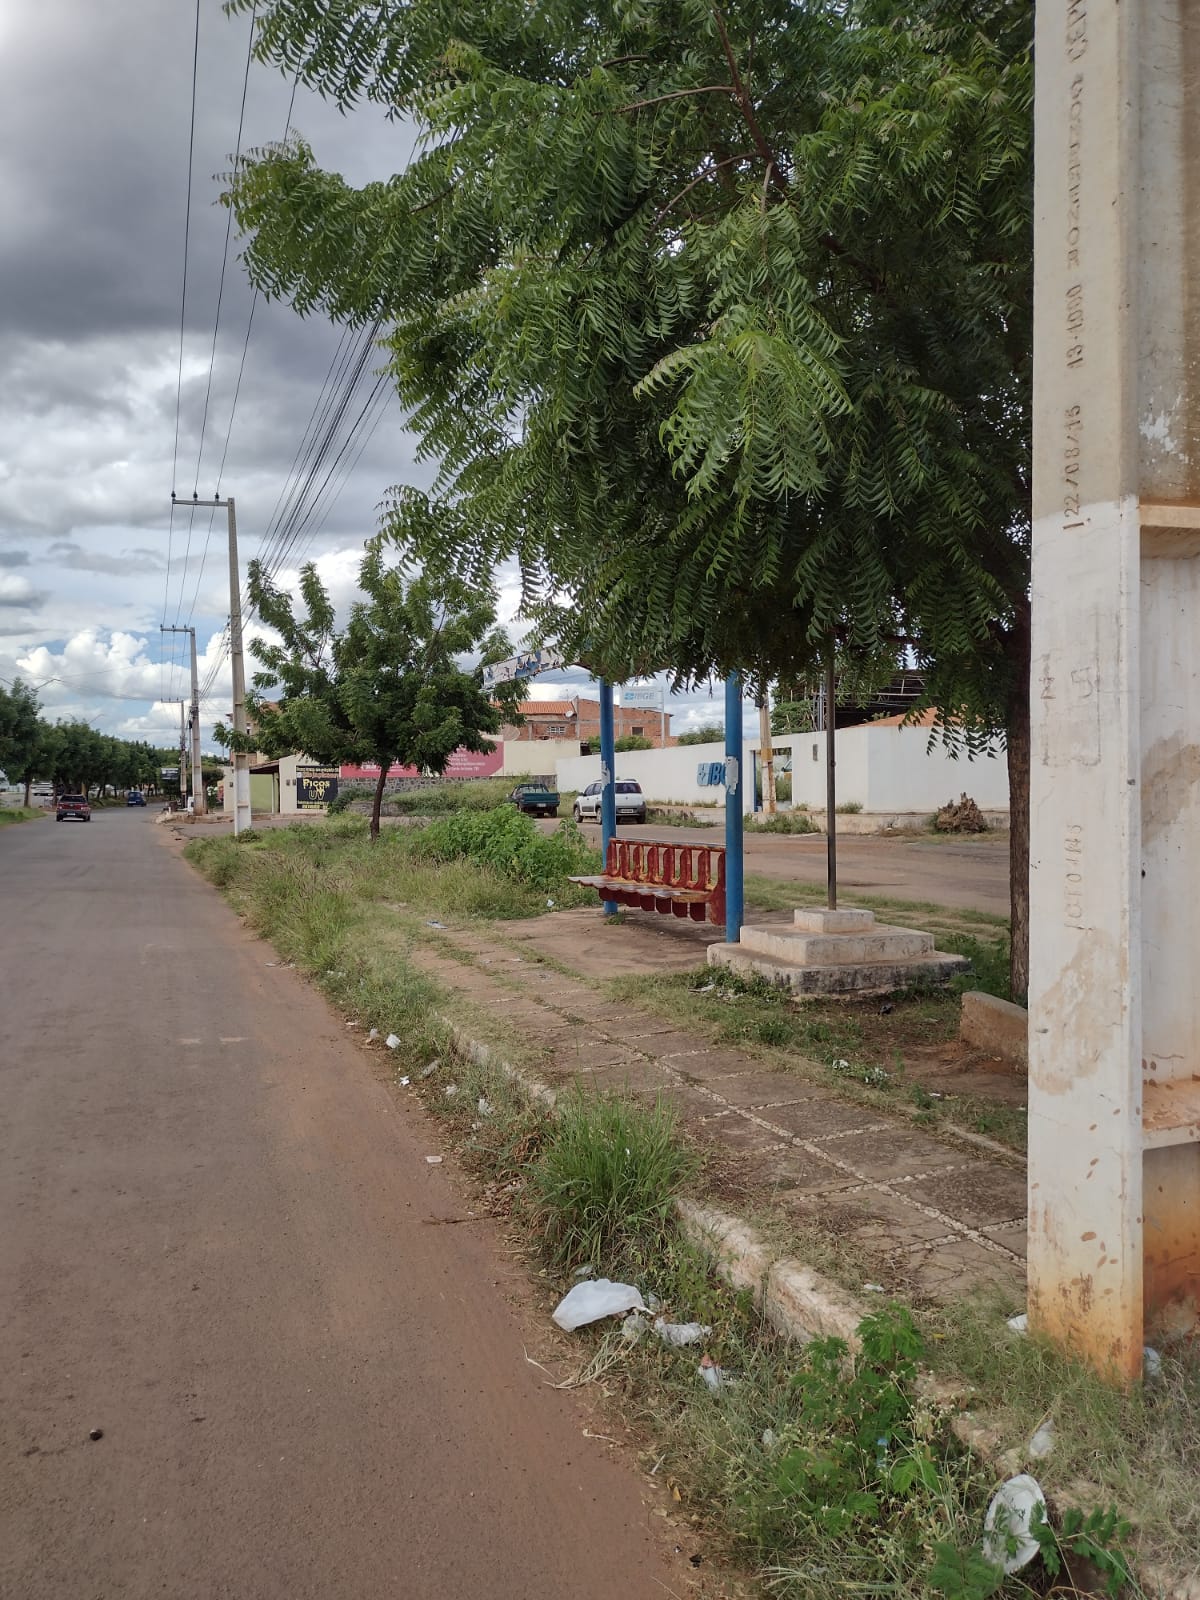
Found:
<box><xmin>653</xmin><ymin>153</ymin><xmax>752</xmax><ymax>225</ymax></box>
<box><xmin>710</xmin><ymin>6</ymin><xmax>781</xmax><ymax>185</ymax></box>
<box><xmin>616</xmin><ymin>85</ymin><xmax>738</xmax><ymax>113</ymax></box>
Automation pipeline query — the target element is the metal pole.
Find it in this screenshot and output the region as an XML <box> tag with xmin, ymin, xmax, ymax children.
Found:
<box><xmin>759</xmin><ymin>697</ymin><xmax>777</xmax><ymax>814</ymax></box>
<box><xmin>660</xmin><ymin>684</ymin><xmax>667</xmax><ymax>749</ymax></box>
<box><xmin>724</xmin><ymin>673</ymin><xmax>744</xmax><ymax>942</ymax></box>
<box><xmin>598</xmin><ymin>679</ymin><xmax>617</xmax><ymax>916</ymax></box>
<box><xmin>179</xmin><ymin>702</ymin><xmax>187</xmax><ymax>811</ymax></box>
<box><xmin>825</xmin><ymin>649</ymin><xmax>837</xmax><ymax>910</ymax></box>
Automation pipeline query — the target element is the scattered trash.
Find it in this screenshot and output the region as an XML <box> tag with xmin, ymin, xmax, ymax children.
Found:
<box><xmin>477</xmin><ymin>1097</ymin><xmax>492</xmax><ymax>1117</ymax></box>
<box><xmin>694</xmin><ymin>982</ymin><xmax>716</xmax><ymax>994</ymax></box>
<box><xmin>654</xmin><ymin>1318</ymin><xmax>711</xmax><ymax>1348</ymax></box>
<box><xmin>572</xmin><ymin>1264</ymin><xmax>593</xmax><ymax>1278</ymax></box>
<box><xmin>88</xmin><ymin>1428</ymin><xmax>104</xmax><ymax>1442</ymax></box>
<box><xmin>1028</xmin><ymin>1415</ymin><xmax>1054</xmax><ymax>1460</ymax></box>
<box><xmin>697</xmin><ymin>1355</ymin><xmax>731</xmax><ymax>1393</ymax></box>
<box><xmin>420</xmin><ymin>1059</ymin><xmax>440</xmax><ymax>1078</ymax></box>
<box><xmin>346</xmin><ymin>1020</ymin><xmax>359</xmax><ymax>1028</ymax></box>
<box><xmin>761</xmin><ymin>1428</ymin><xmax>778</xmax><ymax>1449</ymax></box>
<box><xmin>1144</xmin><ymin>1345</ymin><xmax>1163</xmax><ymax>1380</ymax></box>
<box><xmin>552</xmin><ymin>1279</ymin><xmax>646</xmax><ymax>1332</ymax></box>
<box><xmin>385</xmin><ymin>1034</ymin><xmax>401</xmax><ymax>1050</ymax></box>
<box><xmin>425</xmin><ymin>1155</ymin><xmax>443</xmax><ymax>1165</ymax></box>
<box><xmin>367</xmin><ymin>1028</ymin><xmax>380</xmax><ymax>1043</ymax></box>
<box><xmin>470</xmin><ymin>1119</ymin><xmax>483</xmax><ymax>1131</ymax></box>
<box><xmin>863</xmin><ymin>1283</ymin><xmax>886</xmax><ymax>1294</ymax></box>
<box><xmin>426</xmin><ymin>919</ymin><xmax>445</xmax><ymax>929</ymax></box>
<box><xmin>265</xmin><ymin>962</ymin><xmax>277</xmax><ymax>968</ymax></box>
<box><xmin>644</xmin><ymin>1291</ymin><xmax>663</xmax><ymax>1314</ymax></box>
<box><xmin>879</xmin><ymin>1002</ymin><xmax>894</xmax><ymax>1016</ymax></box>
<box><xmin>832</xmin><ymin>1058</ymin><xmax>849</xmax><ymax>1071</ymax></box>
<box><xmin>982</xmin><ymin>1474</ymin><xmax>1046</xmax><ymax>1574</ymax></box>
<box><xmin>1006</xmin><ymin>1312</ymin><xmax>1028</xmax><ymax>1335</ymax></box>
<box><xmin>546</xmin><ymin>898</ymin><xmax>556</xmax><ymax>909</ymax></box>
<box><xmin>444</xmin><ymin>1084</ymin><xmax>459</xmax><ymax>1099</ymax></box>
<box><xmin>621</xmin><ymin>1311</ymin><xmax>648</xmax><ymax>1342</ymax></box>
<box><xmin>397</xmin><ymin>1076</ymin><xmax>410</xmax><ymax>1087</ymax></box>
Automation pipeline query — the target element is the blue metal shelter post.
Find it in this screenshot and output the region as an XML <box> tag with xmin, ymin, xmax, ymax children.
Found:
<box><xmin>724</xmin><ymin>673</ymin><xmax>744</xmax><ymax>942</ymax></box>
<box><xmin>598</xmin><ymin>678</ymin><xmax>617</xmax><ymax>917</ymax></box>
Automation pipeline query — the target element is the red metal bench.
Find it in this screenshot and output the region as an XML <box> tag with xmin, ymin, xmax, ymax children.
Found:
<box><xmin>570</xmin><ymin>838</ymin><xmax>726</xmax><ymax>925</ymax></box>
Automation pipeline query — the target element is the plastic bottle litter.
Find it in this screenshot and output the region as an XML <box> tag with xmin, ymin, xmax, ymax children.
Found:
<box><xmin>385</xmin><ymin>1034</ymin><xmax>401</xmax><ymax>1050</ymax></box>
<box><xmin>552</xmin><ymin>1279</ymin><xmax>646</xmax><ymax>1332</ymax></box>
<box><xmin>863</xmin><ymin>1283</ymin><xmax>886</xmax><ymax>1294</ymax></box>
<box><xmin>982</xmin><ymin>1474</ymin><xmax>1046</xmax><ymax>1574</ymax></box>
<box><xmin>420</xmin><ymin>1059</ymin><xmax>440</xmax><ymax>1078</ymax></box>
<box><xmin>653</xmin><ymin>1319</ymin><xmax>711</xmax><ymax>1348</ymax></box>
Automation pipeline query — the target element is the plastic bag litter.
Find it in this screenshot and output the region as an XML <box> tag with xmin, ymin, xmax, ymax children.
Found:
<box><xmin>477</xmin><ymin>1097</ymin><xmax>492</xmax><ymax>1117</ymax></box>
<box><xmin>552</xmin><ymin>1279</ymin><xmax>646</xmax><ymax>1332</ymax></box>
<box><xmin>698</xmin><ymin>1356</ymin><xmax>731</xmax><ymax>1393</ymax></box>
<box><xmin>397</xmin><ymin>1076</ymin><xmax>410</xmax><ymax>1087</ymax></box>
<box><xmin>444</xmin><ymin>1084</ymin><xmax>459</xmax><ymax>1099</ymax></box>
<box><xmin>385</xmin><ymin>1034</ymin><xmax>401</xmax><ymax>1050</ymax></box>
<box><xmin>654</xmin><ymin>1319</ymin><xmax>711</xmax><ymax>1348</ymax></box>
<box><xmin>367</xmin><ymin>1029</ymin><xmax>380</xmax><ymax>1042</ymax></box>
<box><xmin>420</xmin><ymin>1059</ymin><xmax>440</xmax><ymax>1078</ymax></box>
<box><xmin>761</xmin><ymin>1428</ymin><xmax>778</xmax><ymax>1450</ymax></box>
<box><xmin>1028</xmin><ymin>1415</ymin><xmax>1055</xmax><ymax>1460</ymax></box>
<box><xmin>425</xmin><ymin>1155</ymin><xmax>443</xmax><ymax>1165</ymax></box>
<box><xmin>1144</xmin><ymin>1346</ymin><xmax>1163</xmax><ymax>1380</ymax></box>
<box><xmin>863</xmin><ymin>1283</ymin><xmax>886</xmax><ymax>1294</ymax></box>
<box><xmin>1006</xmin><ymin>1312</ymin><xmax>1028</xmax><ymax>1334</ymax></box>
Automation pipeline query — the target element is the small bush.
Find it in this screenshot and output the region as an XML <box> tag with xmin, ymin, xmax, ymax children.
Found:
<box><xmin>528</xmin><ymin>1092</ymin><xmax>697</xmax><ymax>1271</ymax></box>
<box><xmin>409</xmin><ymin>806</ymin><xmax>597</xmax><ymax>892</ymax></box>
<box><xmin>746</xmin><ymin>811</ymin><xmax>818</xmax><ymax>835</ymax></box>
<box><xmin>835</xmin><ymin>799</ymin><xmax>863</xmax><ymax>814</ymax></box>
<box><xmin>615</xmin><ymin>733</ymin><xmax>653</xmax><ymax>751</ymax></box>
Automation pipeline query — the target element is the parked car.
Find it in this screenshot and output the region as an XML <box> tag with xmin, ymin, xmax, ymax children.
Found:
<box><xmin>573</xmin><ymin>779</ymin><xmax>647</xmax><ymax>825</ymax></box>
<box><xmin>56</xmin><ymin>794</ymin><xmax>92</xmax><ymax>822</ymax></box>
<box><xmin>508</xmin><ymin>782</ymin><xmax>559</xmax><ymax>818</ymax></box>
<box><xmin>126</xmin><ymin>790</ymin><xmax>147</xmax><ymax>806</ymax></box>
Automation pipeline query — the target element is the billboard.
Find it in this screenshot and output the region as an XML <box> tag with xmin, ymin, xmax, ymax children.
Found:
<box><xmin>481</xmin><ymin>647</ymin><xmax>566</xmax><ymax>692</ymax></box>
<box><xmin>296</xmin><ymin>765</ymin><xmax>339</xmax><ymax>810</ymax></box>
<box><xmin>338</xmin><ymin>743</ymin><xmax>504</xmax><ymax>783</ymax></box>
<box><xmin>621</xmin><ymin>682</ymin><xmax>663</xmax><ymax>708</ymax></box>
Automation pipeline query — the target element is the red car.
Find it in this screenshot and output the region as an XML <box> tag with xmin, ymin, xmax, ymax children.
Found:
<box><xmin>56</xmin><ymin>794</ymin><xmax>92</xmax><ymax>822</ymax></box>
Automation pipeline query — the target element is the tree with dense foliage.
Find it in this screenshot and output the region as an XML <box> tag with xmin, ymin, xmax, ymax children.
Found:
<box><xmin>225</xmin><ymin>529</ymin><xmax>518</xmax><ymax>837</ymax></box>
<box><xmin>0</xmin><ymin>679</ymin><xmax>44</xmax><ymax>805</ymax></box>
<box><xmin>676</xmin><ymin>724</ymin><xmax>726</xmax><ymax>747</ymax></box>
<box><xmin>227</xmin><ymin>0</ymin><xmax>1032</xmax><ymax>992</ymax></box>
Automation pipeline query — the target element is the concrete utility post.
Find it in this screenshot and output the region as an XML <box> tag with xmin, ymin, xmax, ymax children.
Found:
<box><xmin>176</xmin><ymin>495</ymin><xmax>250</xmax><ymax>835</ymax></box>
<box><xmin>161</xmin><ymin>624</ymin><xmax>206</xmax><ymax>815</ymax></box>
<box><xmin>1029</xmin><ymin>0</ymin><xmax>1200</xmax><ymax>1379</ymax></box>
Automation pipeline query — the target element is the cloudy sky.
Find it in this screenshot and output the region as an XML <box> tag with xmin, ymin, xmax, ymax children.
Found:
<box><xmin>0</xmin><ymin>1</ymin><xmax>726</xmax><ymax>748</ymax></box>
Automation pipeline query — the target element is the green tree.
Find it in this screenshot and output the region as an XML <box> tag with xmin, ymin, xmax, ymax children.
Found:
<box><xmin>222</xmin><ymin>529</ymin><xmax>517</xmax><ymax>837</ymax></box>
<box><xmin>0</xmin><ymin>679</ymin><xmax>44</xmax><ymax>805</ymax></box>
<box><xmin>228</xmin><ymin>0</ymin><xmax>1033</xmax><ymax>992</ymax></box>
<box><xmin>614</xmin><ymin>733</ymin><xmax>652</xmax><ymax>752</ymax></box>
<box><xmin>676</xmin><ymin>724</ymin><xmax>725</xmax><ymax>747</ymax></box>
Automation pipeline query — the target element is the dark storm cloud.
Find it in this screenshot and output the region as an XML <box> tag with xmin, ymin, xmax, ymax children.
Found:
<box><xmin>49</xmin><ymin>540</ymin><xmax>168</xmax><ymax>576</ymax></box>
<box><xmin>0</xmin><ymin>550</ymin><xmax>30</xmax><ymax>567</ymax></box>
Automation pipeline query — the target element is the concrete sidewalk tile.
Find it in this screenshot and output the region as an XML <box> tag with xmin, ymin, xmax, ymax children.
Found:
<box><xmin>809</xmin><ymin>1126</ymin><xmax>968</xmax><ymax>1184</ymax></box>
<box><xmin>606</xmin><ymin>1026</ymin><xmax>714</xmax><ymax>1056</ymax></box>
<box><xmin>768</xmin><ymin>1146</ymin><xmax>865</xmax><ymax>1196</ymax></box>
<box><xmin>790</xmin><ymin>1188</ymin><xmax>963</xmax><ymax>1251</ymax></box>
<box><xmin>764</xmin><ymin>1098</ymin><xmax>884</xmax><ymax>1142</ymax></box>
<box><xmin>699</xmin><ymin>1070</ymin><xmax>823</xmax><ymax>1109</ymax></box>
<box><xmin>982</xmin><ymin>1222</ymin><xmax>1029</xmax><ymax>1259</ymax></box>
<box><xmin>666</xmin><ymin>1048</ymin><xmax>776</xmax><ymax>1081</ymax></box>
<box><xmin>553</xmin><ymin>1039</ymin><xmax>645</xmax><ymax>1072</ymax></box>
<box><xmin>571</xmin><ymin>1059</ymin><xmax>675</xmax><ymax>1097</ymax></box>
<box><xmin>903</xmin><ymin>1162</ymin><xmax>1029</xmax><ymax>1232</ymax></box>
<box><xmin>907</xmin><ymin>1237</ymin><xmax>1022</xmax><ymax>1299</ymax></box>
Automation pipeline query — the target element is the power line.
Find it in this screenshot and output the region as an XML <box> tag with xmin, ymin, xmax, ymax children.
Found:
<box><xmin>166</xmin><ymin>0</ymin><xmax>203</xmax><ymax>628</ymax></box>
<box><xmin>176</xmin><ymin>1</ymin><xmax>258</xmax><ymax>626</ymax></box>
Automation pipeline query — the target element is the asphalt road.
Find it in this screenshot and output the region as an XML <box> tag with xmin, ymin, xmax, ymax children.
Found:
<box><xmin>0</xmin><ymin>809</ymin><xmax>681</xmax><ymax>1599</ymax></box>
<box><xmin>560</xmin><ymin>819</ymin><xmax>1010</xmax><ymax>917</ymax></box>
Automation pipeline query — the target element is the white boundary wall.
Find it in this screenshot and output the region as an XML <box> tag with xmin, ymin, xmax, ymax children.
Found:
<box><xmin>557</xmin><ymin>725</ymin><xmax>1007</xmax><ymax>814</ymax></box>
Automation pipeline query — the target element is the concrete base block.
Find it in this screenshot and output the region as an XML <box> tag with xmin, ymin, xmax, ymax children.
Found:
<box><xmin>792</xmin><ymin>907</ymin><xmax>877</xmax><ymax>934</ymax></box>
<box><xmin>707</xmin><ymin>942</ymin><xmax>969</xmax><ymax>995</ymax></box>
<box><xmin>960</xmin><ymin>990</ymin><xmax>1028</xmax><ymax>1068</ymax></box>
<box><xmin>741</xmin><ymin>922</ymin><xmax>933</xmax><ymax>965</ymax></box>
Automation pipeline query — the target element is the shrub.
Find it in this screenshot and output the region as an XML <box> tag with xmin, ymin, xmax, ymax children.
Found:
<box><xmin>409</xmin><ymin>806</ymin><xmax>596</xmax><ymax>891</ymax></box>
<box><xmin>615</xmin><ymin>733</ymin><xmax>652</xmax><ymax>751</ymax></box>
<box><xmin>746</xmin><ymin>811</ymin><xmax>818</xmax><ymax>835</ymax></box>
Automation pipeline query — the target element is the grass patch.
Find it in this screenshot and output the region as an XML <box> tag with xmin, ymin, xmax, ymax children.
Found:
<box><xmin>743</xmin><ymin>872</ymin><xmax>1008</xmax><ymax>938</ymax></box>
<box><xmin>745</xmin><ymin>811</ymin><xmax>820</xmax><ymax>835</ymax></box>
<box><xmin>527</xmin><ymin>1091</ymin><xmax>697</xmax><ymax>1272</ymax></box>
<box><xmin>645</xmin><ymin>805</ymin><xmax>717</xmax><ymax>828</ymax></box>
<box><xmin>0</xmin><ymin>806</ymin><xmax>46</xmax><ymax>825</ymax></box>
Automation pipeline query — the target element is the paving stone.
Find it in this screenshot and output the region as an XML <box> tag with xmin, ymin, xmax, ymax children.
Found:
<box><xmin>551</xmin><ymin>1038</ymin><xmax>645</xmax><ymax>1072</ymax></box>
<box><xmin>808</xmin><ymin>1126</ymin><xmax>968</xmax><ymax>1183</ymax></box>
<box><xmin>696</xmin><ymin>1070</ymin><xmax>822</xmax><ymax>1109</ymax></box>
<box><xmin>903</xmin><ymin>1162</ymin><xmax>1029</xmax><ymax>1231</ymax></box>
<box><xmin>905</xmin><ymin>1237</ymin><xmax>1023</xmax><ymax>1299</ymax></box>
<box><xmin>665</xmin><ymin>1048</ymin><xmax>774</xmax><ymax>1081</ymax></box>
<box><xmin>788</xmin><ymin>1188</ymin><xmax>961</xmax><ymax>1251</ymax></box>
<box><xmin>982</xmin><ymin>1222</ymin><xmax>1029</xmax><ymax>1259</ymax></box>
<box><xmin>761</xmin><ymin>1098</ymin><xmax>884</xmax><ymax>1142</ymax></box>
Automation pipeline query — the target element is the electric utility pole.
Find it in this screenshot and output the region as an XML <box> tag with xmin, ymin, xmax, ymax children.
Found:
<box><xmin>161</xmin><ymin>697</ymin><xmax>186</xmax><ymax>807</ymax></box>
<box><xmin>170</xmin><ymin>493</ymin><xmax>250</xmax><ymax>834</ymax></box>
<box><xmin>160</xmin><ymin>624</ymin><xmax>206</xmax><ymax>814</ymax></box>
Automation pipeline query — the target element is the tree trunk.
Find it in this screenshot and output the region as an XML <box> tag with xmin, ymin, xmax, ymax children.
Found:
<box><xmin>1005</xmin><ymin>597</ymin><xmax>1032</xmax><ymax>1005</ymax></box>
<box><xmin>370</xmin><ymin>765</ymin><xmax>388</xmax><ymax>841</ymax></box>
<box><xmin>23</xmin><ymin>775</ymin><xmax>32</xmax><ymax>807</ymax></box>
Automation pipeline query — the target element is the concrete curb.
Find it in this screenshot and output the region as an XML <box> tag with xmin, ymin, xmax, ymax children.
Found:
<box><xmin>436</xmin><ymin>1013</ymin><xmax>1190</xmax><ymax>1600</ymax></box>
